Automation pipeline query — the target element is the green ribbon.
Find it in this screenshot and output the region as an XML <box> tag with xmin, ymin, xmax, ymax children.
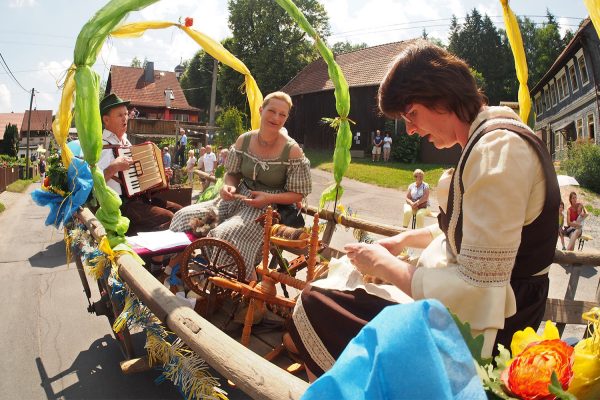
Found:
<box><xmin>275</xmin><ymin>0</ymin><xmax>352</xmax><ymax>209</ymax></box>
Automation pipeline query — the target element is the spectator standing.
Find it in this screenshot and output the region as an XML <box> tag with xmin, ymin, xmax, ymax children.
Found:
<box><xmin>186</xmin><ymin>149</ymin><xmax>197</xmax><ymax>188</ymax></box>
<box><xmin>203</xmin><ymin>145</ymin><xmax>217</xmax><ymax>175</ymax></box>
<box><xmin>372</xmin><ymin>130</ymin><xmax>383</xmax><ymax>161</ymax></box>
<box><xmin>382</xmin><ymin>131</ymin><xmax>393</xmax><ymax>162</ymax></box>
<box><xmin>162</xmin><ymin>147</ymin><xmax>171</xmax><ymax>169</ymax></box>
<box><xmin>39</xmin><ymin>156</ymin><xmax>46</xmax><ymax>179</ymax></box>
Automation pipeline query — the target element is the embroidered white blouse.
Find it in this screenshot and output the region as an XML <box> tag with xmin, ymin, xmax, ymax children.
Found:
<box><xmin>411</xmin><ymin>106</ymin><xmax>546</xmax><ymax>357</ymax></box>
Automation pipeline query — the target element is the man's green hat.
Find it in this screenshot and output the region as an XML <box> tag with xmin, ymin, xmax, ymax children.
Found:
<box><xmin>100</xmin><ymin>93</ymin><xmax>130</xmax><ymax>116</ymax></box>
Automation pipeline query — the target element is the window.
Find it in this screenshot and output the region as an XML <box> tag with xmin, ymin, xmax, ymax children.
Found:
<box><xmin>543</xmin><ymin>88</ymin><xmax>549</xmax><ymax>110</ymax></box>
<box><xmin>576</xmin><ymin>49</ymin><xmax>589</xmax><ymax>85</ymax></box>
<box><xmin>556</xmin><ymin>73</ymin><xmax>569</xmax><ymax>101</ymax></box>
<box><xmin>588</xmin><ymin>113</ymin><xmax>595</xmax><ymax>141</ymax></box>
<box><xmin>549</xmin><ymin>82</ymin><xmax>557</xmax><ymax>106</ymax></box>
<box><xmin>535</xmin><ymin>95</ymin><xmax>543</xmax><ymax>116</ymax></box>
<box><xmin>568</xmin><ymin>62</ymin><xmax>578</xmax><ymax>92</ymax></box>
<box><xmin>576</xmin><ymin>118</ymin><xmax>584</xmax><ymax>139</ymax></box>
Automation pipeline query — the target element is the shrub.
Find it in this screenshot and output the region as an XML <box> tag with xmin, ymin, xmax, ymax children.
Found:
<box><xmin>385</xmin><ymin>119</ymin><xmax>420</xmax><ymax>163</ymax></box>
<box><xmin>562</xmin><ymin>140</ymin><xmax>600</xmax><ymax>193</ymax></box>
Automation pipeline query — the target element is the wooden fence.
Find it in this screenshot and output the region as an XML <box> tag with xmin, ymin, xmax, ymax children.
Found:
<box><xmin>0</xmin><ymin>166</ymin><xmax>20</xmax><ymax>193</ymax></box>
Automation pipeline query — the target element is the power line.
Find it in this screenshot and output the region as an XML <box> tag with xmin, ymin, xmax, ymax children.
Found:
<box><xmin>0</xmin><ymin>51</ymin><xmax>30</xmax><ymax>93</ymax></box>
<box><xmin>329</xmin><ymin>14</ymin><xmax>585</xmax><ymax>38</ymax></box>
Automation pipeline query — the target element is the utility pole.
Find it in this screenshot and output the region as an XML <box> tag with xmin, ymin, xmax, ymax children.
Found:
<box><xmin>25</xmin><ymin>88</ymin><xmax>34</xmax><ymax>180</ymax></box>
<box><xmin>208</xmin><ymin>58</ymin><xmax>218</xmax><ymax>143</ymax></box>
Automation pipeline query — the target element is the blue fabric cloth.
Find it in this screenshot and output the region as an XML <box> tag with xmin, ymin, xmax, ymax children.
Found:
<box><xmin>301</xmin><ymin>299</ymin><xmax>485</xmax><ymax>400</ymax></box>
<box><xmin>31</xmin><ymin>157</ymin><xmax>93</xmax><ymax>228</ymax></box>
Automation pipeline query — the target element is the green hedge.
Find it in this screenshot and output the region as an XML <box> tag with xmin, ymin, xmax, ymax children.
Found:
<box><xmin>562</xmin><ymin>141</ymin><xmax>600</xmax><ymax>193</ymax></box>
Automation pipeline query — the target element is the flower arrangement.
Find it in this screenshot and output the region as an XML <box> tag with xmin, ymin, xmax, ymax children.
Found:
<box><xmin>454</xmin><ymin>311</ymin><xmax>600</xmax><ymax>400</ymax></box>
<box><xmin>41</xmin><ymin>153</ymin><xmax>69</xmax><ymax>196</ymax></box>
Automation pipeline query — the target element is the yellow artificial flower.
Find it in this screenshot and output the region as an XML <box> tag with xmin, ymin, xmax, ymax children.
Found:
<box><xmin>510</xmin><ymin>320</ymin><xmax>560</xmax><ymax>357</ymax></box>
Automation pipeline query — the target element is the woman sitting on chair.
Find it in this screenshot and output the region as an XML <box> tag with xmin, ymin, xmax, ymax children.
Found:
<box><xmin>565</xmin><ymin>191</ymin><xmax>588</xmax><ymax>251</ymax></box>
<box><xmin>402</xmin><ymin>169</ymin><xmax>430</xmax><ymax>229</ymax></box>
<box><xmin>169</xmin><ymin>92</ymin><xmax>312</xmax><ymax>281</ymax></box>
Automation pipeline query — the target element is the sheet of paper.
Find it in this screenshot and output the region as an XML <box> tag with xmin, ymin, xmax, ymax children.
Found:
<box><xmin>127</xmin><ymin>230</ymin><xmax>191</xmax><ymax>251</ymax></box>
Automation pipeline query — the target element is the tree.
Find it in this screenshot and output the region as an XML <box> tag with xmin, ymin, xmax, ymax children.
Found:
<box><xmin>130</xmin><ymin>56</ymin><xmax>142</xmax><ymax>68</ymax></box>
<box><xmin>330</xmin><ymin>41</ymin><xmax>367</xmax><ymax>54</ymax></box>
<box><xmin>219</xmin><ymin>0</ymin><xmax>330</xmax><ymax>109</ymax></box>
<box><xmin>448</xmin><ymin>9</ymin><xmax>511</xmax><ymax>105</ymax></box>
<box><xmin>1</xmin><ymin>124</ymin><xmax>19</xmax><ymax>157</ymax></box>
<box><xmin>215</xmin><ymin>107</ymin><xmax>246</xmax><ymax>148</ymax></box>
<box><xmin>180</xmin><ymin>50</ymin><xmax>218</xmax><ymax>120</ymax></box>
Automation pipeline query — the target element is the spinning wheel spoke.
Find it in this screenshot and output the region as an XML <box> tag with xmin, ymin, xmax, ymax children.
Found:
<box><xmin>180</xmin><ymin>238</ymin><xmax>246</xmax><ymax>300</ymax></box>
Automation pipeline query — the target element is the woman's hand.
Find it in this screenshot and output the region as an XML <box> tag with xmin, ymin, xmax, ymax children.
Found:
<box><xmin>243</xmin><ymin>191</ymin><xmax>272</xmax><ymax>208</ymax></box>
<box><xmin>344</xmin><ymin>242</ymin><xmax>399</xmax><ymax>279</ymax></box>
<box><xmin>220</xmin><ymin>184</ymin><xmax>237</xmax><ymax>201</ymax></box>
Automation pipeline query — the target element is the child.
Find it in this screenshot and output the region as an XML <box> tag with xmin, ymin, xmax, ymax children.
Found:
<box><xmin>558</xmin><ymin>201</ymin><xmax>566</xmax><ymax>250</ymax></box>
<box><xmin>185</xmin><ymin>149</ymin><xmax>196</xmax><ymax>188</ymax></box>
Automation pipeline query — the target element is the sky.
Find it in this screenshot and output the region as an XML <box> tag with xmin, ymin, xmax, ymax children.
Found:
<box><xmin>0</xmin><ymin>0</ymin><xmax>591</xmax><ymax>114</ymax></box>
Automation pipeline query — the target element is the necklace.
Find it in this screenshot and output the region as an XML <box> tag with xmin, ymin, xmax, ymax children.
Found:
<box><xmin>257</xmin><ymin>131</ymin><xmax>278</xmax><ymax>147</ymax></box>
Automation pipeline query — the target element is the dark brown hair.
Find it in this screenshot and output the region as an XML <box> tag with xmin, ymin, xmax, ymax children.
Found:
<box><xmin>378</xmin><ymin>39</ymin><xmax>487</xmax><ymax>124</ymax></box>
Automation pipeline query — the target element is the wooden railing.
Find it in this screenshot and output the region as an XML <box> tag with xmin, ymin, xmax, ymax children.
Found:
<box><xmin>75</xmin><ymin>208</ymin><xmax>309</xmax><ymax>400</ymax></box>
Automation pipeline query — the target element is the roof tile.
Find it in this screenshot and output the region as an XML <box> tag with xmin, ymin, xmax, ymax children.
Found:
<box><xmin>282</xmin><ymin>41</ymin><xmax>410</xmax><ymax>96</ymax></box>
<box><xmin>109</xmin><ymin>65</ymin><xmax>198</xmax><ymax>111</ymax></box>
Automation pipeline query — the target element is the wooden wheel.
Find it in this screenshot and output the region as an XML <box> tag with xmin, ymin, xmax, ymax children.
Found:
<box><xmin>180</xmin><ymin>238</ymin><xmax>246</xmax><ymax>298</ymax></box>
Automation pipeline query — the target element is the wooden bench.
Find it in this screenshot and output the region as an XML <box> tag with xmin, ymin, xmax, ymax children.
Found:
<box><xmin>578</xmin><ymin>233</ymin><xmax>594</xmax><ymax>251</ymax></box>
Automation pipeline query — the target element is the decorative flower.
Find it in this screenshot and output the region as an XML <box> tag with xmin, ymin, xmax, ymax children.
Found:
<box><xmin>510</xmin><ymin>320</ymin><xmax>560</xmax><ymax>357</ymax></box>
<box><xmin>501</xmin><ymin>339</ymin><xmax>574</xmax><ymax>400</ymax></box>
<box><xmin>184</xmin><ymin>17</ymin><xmax>193</xmax><ymax>27</ymax></box>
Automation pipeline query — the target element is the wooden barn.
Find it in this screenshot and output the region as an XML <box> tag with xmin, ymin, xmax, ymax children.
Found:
<box><xmin>281</xmin><ymin>41</ymin><xmax>461</xmax><ymax>163</ymax></box>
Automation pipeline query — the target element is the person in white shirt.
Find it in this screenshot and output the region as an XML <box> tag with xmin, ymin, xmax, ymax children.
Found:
<box><xmin>202</xmin><ymin>145</ymin><xmax>217</xmax><ymax>175</ymax></box>
<box><xmin>97</xmin><ymin>93</ymin><xmax>181</xmax><ymax>234</ymax></box>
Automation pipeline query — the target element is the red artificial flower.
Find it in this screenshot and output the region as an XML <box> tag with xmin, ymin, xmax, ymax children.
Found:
<box><xmin>501</xmin><ymin>339</ymin><xmax>574</xmax><ymax>400</ymax></box>
<box><xmin>184</xmin><ymin>17</ymin><xmax>193</xmax><ymax>27</ymax></box>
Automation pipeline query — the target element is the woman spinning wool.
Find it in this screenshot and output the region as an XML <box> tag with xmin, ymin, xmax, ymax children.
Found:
<box><xmin>170</xmin><ymin>92</ymin><xmax>312</xmax><ymax>280</ymax></box>
<box><xmin>287</xmin><ymin>40</ymin><xmax>560</xmax><ymax>380</ymax></box>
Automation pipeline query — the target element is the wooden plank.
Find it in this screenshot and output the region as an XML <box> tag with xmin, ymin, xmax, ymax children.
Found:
<box><xmin>543</xmin><ymin>298</ymin><xmax>598</xmax><ymax>325</ymax></box>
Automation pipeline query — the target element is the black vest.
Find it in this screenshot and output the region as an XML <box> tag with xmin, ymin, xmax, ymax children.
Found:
<box><xmin>438</xmin><ymin>121</ymin><xmax>560</xmax><ymax>279</ymax></box>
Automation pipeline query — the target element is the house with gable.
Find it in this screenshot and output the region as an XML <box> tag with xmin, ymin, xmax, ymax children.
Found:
<box><xmin>531</xmin><ymin>18</ymin><xmax>600</xmax><ymax>160</ymax></box>
<box><xmin>105</xmin><ymin>63</ymin><xmax>206</xmax><ymax>145</ymax></box>
<box><xmin>18</xmin><ymin>109</ymin><xmax>53</xmax><ymax>159</ymax></box>
<box><xmin>281</xmin><ymin>40</ymin><xmax>462</xmax><ymax>164</ymax></box>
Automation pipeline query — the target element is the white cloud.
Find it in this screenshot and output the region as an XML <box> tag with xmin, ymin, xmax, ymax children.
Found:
<box><xmin>0</xmin><ymin>84</ymin><xmax>12</xmax><ymax>111</ymax></box>
<box><xmin>558</xmin><ymin>17</ymin><xmax>570</xmax><ymax>38</ymax></box>
<box><xmin>8</xmin><ymin>0</ymin><xmax>36</xmax><ymax>8</ymax></box>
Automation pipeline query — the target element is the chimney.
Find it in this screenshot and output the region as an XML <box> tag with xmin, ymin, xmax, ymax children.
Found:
<box><xmin>144</xmin><ymin>61</ymin><xmax>155</xmax><ymax>83</ymax></box>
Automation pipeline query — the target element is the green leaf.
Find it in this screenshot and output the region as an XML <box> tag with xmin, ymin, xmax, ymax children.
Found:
<box><xmin>449</xmin><ymin>311</ymin><xmax>491</xmax><ymax>365</ymax></box>
<box><xmin>493</xmin><ymin>344</ymin><xmax>512</xmax><ymax>376</ymax></box>
<box><xmin>548</xmin><ymin>371</ymin><xmax>577</xmax><ymax>400</ymax></box>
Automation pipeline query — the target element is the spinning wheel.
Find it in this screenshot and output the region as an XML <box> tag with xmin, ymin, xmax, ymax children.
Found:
<box><xmin>179</xmin><ymin>237</ymin><xmax>246</xmax><ymax>302</ymax></box>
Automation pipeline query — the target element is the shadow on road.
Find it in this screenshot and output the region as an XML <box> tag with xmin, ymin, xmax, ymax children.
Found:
<box><xmin>35</xmin><ymin>334</ymin><xmax>180</xmax><ymax>399</ymax></box>
<box><xmin>30</xmin><ymin>241</ymin><xmax>67</xmax><ymax>269</ymax></box>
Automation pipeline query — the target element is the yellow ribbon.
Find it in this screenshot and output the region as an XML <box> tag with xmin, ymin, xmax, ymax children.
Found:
<box><xmin>584</xmin><ymin>0</ymin><xmax>600</xmax><ymax>39</ymax></box>
<box><xmin>52</xmin><ymin>66</ymin><xmax>76</xmax><ymax>169</ymax></box>
<box><xmin>110</xmin><ymin>21</ymin><xmax>263</xmax><ymax>130</ymax></box>
<box><xmin>500</xmin><ymin>0</ymin><xmax>532</xmax><ymax>125</ymax></box>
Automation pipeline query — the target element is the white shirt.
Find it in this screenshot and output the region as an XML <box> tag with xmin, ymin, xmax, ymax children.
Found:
<box><xmin>203</xmin><ymin>152</ymin><xmax>217</xmax><ymax>173</ymax></box>
<box><xmin>98</xmin><ymin>129</ymin><xmax>131</xmax><ymax>196</ymax></box>
<box><xmin>383</xmin><ymin>136</ymin><xmax>392</xmax><ymax>148</ymax></box>
<box><xmin>180</xmin><ymin>133</ymin><xmax>187</xmax><ymax>146</ymax></box>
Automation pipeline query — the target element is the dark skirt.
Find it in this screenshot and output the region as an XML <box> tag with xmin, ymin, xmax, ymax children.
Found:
<box><xmin>288</xmin><ymin>283</ymin><xmax>397</xmax><ymax>377</ymax></box>
<box><xmin>493</xmin><ymin>274</ymin><xmax>549</xmax><ymax>355</ymax></box>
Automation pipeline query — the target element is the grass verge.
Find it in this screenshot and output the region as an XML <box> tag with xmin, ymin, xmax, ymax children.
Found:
<box><xmin>6</xmin><ymin>179</ymin><xmax>33</xmax><ymax>193</ymax></box>
<box><xmin>0</xmin><ymin>202</ymin><xmax>4</xmax><ymax>214</ymax></box>
<box><xmin>305</xmin><ymin>149</ymin><xmax>450</xmax><ymax>189</ymax></box>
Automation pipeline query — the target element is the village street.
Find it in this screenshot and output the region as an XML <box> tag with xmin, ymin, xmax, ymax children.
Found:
<box><xmin>0</xmin><ymin>169</ymin><xmax>598</xmax><ymax>399</ymax></box>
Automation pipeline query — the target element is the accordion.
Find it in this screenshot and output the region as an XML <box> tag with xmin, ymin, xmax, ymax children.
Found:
<box><xmin>111</xmin><ymin>142</ymin><xmax>168</xmax><ymax>198</ymax></box>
